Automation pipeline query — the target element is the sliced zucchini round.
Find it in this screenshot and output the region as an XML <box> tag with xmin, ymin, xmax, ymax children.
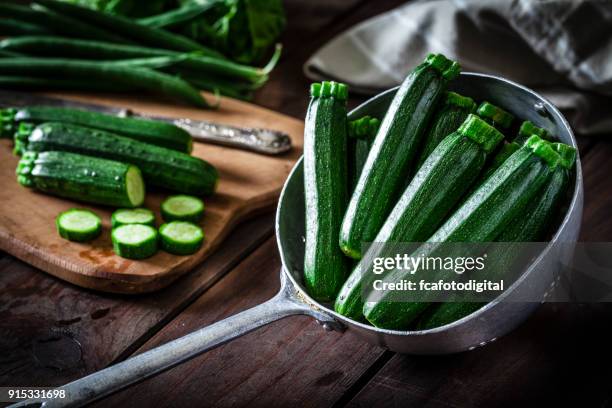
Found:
<box><xmin>159</xmin><ymin>221</ymin><xmax>204</xmax><ymax>255</ymax></box>
<box><xmin>111</xmin><ymin>208</ymin><xmax>156</xmax><ymax>228</ymax></box>
<box><xmin>56</xmin><ymin>209</ymin><xmax>102</xmax><ymax>242</ymax></box>
<box><xmin>126</xmin><ymin>166</ymin><xmax>145</xmax><ymax>207</ymax></box>
<box><xmin>112</xmin><ymin>224</ymin><xmax>158</xmax><ymax>259</ymax></box>
<box><xmin>161</xmin><ymin>195</ymin><xmax>205</xmax><ymax>223</ymax></box>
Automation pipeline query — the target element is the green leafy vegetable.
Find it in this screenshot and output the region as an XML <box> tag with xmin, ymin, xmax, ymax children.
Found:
<box><xmin>179</xmin><ymin>0</ymin><xmax>285</xmax><ymax>64</ymax></box>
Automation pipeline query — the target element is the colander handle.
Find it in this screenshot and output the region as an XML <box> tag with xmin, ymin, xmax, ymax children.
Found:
<box><xmin>10</xmin><ymin>270</ymin><xmax>339</xmax><ymax>408</ymax></box>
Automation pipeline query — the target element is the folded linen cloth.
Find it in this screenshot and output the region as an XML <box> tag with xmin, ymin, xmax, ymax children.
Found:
<box><xmin>304</xmin><ymin>0</ymin><xmax>612</xmax><ymax>135</ymax></box>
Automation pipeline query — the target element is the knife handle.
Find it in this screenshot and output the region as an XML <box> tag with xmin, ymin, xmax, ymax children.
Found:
<box><xmin>172</xmin><ymin>118</ymin><xmax>292</xmax><ymax>155</ymax></box>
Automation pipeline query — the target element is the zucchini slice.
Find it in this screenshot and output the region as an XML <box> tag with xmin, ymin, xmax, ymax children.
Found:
<box><xmin>56</xmin><ymin>209</ymin><xmax>102</xmax><ymax>242</ymax></box>
<box><xmin>112</xmin><ymin>224</ymin><xmax>158</xmax><ymax>259</ymax></box>
<box><xmin>159</xmin><ymin>221</ymin><xmax>204</xmax><ymax>255</ymax></box>
<box><xmin>112</xmin><ymin>208</ymin><xmax>156</xmax><ymax>228</ymax></box>
<box><xmin>161</xmin><ymin>195</ymin><xmax>204</xmax><ymax>223</ymax></box>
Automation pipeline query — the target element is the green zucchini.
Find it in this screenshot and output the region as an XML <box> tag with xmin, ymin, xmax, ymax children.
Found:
<box><xmin>112</xmin><ymin>224</ymin><xmax>158</xmax><ymax>259</ymax></box>
<box><xmin>0</xmin><ymin>106</ymin><xmax>192</xmax><ymax>152</ymax></box>
<box><xmin>477</xmin><ymin>121</ymin><xmax>551</xmax><ymax>184</ymax></box>
<box><xmin>416</xmin><ymin>142</ymin><xmax>576</xmax><ymax>330</ymax></box>
<box><xmin>304</xmin><ymin>81</ymin><xmax>350</xmax><ymax>301</ymax></box>
<box><xmin>552</xmin><ymin>142</ymin><xmax>577</xmax><ymax>170</ymax></box>
<box><xmin>159</xmin><ymin>221</ymin><xmax>204</xmax><ymax>255</ymax></box>
<box><xmin>477</xmin><ymin>141</ymin><xmax>521</xmax><ymax>183</ymax></box>
<box><xmin>340</xmin><ymin>54</ymin><xmax>460</xmax><ymax>260</ymax></box>
<box><xmin>16</xmin><ymin>122</ymin><xmax>218</xmax><ymax>196</ymax></box>
<box><xmin>415</xmin><ymin>92</ymin><xmax>476</xmax><ymax>169</ymax></box>
<box><xmin>112</xmin><ymin>208</ymin><xmax>156</xmax><ymax>228</ymax></box>
<box><xmin>335</xmin><ymin>114</ymin><xmax>503</xmax><ymax>321</ymax></box>
<box><xmin>476</xmin><ymin>101</ymin><xmax>514</xmax><ymax>130</ymax></box>
<box><xmin>161</xmin><ymin>195</ymin><xmax>205</xmax><ymax>223</ymax></box>
<box><xmin>56</xmin><ymin>208</ymin><xmax>102</xmax><ymax>242</ymax></box>
<box><xmin>17</xmin><ymin>150</ymin><xmax>145</xmax><ymax>208</ymax></box>
<box><xmin>348</xmin><ymin>116</ymin><xmax>380</xmax><ymax>191</ymax></box>
<box><xmin>514</xmin><ymin>120</ymin><xmax>551</xmax><ymax>145</ymax></box>
<box><xmin>362</xmin><ymin>136</ymin><xmax>562</xmax><ymax>329</ymax></box>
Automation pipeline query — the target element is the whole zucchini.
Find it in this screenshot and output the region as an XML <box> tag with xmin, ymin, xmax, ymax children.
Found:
<box><xmin>335</xmin><ymin>114</ymin><xmax>503</xmax><ymax>320</ymax></box>
<box><xmin>1</xmin><ymin>106</ymin><xmax>192</xmax><ymax>152</ymax></box>
<box><xmin>362</xmin><ymin>136</ymin><xmax>562</xmax><ymax>329</ymax></box>
<box><xmin>304</xmin><ymin>81</ymin><xmax>350</xmax><ymax>301</ymax></box>
<box><xmin>348</xmin><ymin>115</ymin><xmax>379</xmax><ymax>192</ymax></box>
<box><xmin>415</xmin><ymin>91</ymin><xmax>476</xmax><ymax>169</ymax></box>
<box><xmin>17</xmin><ymin>150</ymin><xmax>145</xmax><ymax>207</ymax></box>
<box><xmin>514</xmin><ymin>120</ymin><xmax>551</xmax><ymax>145</ymax></box>
<box><xmin>416</xmin><ymin>141</ymin><xmax>576</xmax><ymax>330</ymax></box>
<box><xmin>476</xmin><ymin>101</ymin><xmax>514</xmax><ymax>130</ymax></box>
<box><xmin>477</xmin><ymin>141</ymin><xmax>520</xmax><ymax>183</ymax></box>
<box><xmin>478</xmin><ymin>121</ymin><xmax>552</xmax><ymax>183</ymax></box>
<box><xmin>16</xmin><ymin>122</ymin><xmax>218</xmax><ymax>196</ymax></box>
<box><xmin>340</xmin><ymin>53</ymin><xmax>460</xmax><ymax>260</ymax></box>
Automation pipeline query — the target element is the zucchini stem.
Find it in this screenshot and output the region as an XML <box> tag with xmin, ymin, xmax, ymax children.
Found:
<box><xmin>457</xmin><ymin>114</ymin><xmax>504</xmax><ymax>153</ymax></box>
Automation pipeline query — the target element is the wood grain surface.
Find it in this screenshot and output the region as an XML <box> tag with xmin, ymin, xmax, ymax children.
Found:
<box><xmin>4</xmin><ymin>0</ymin><xmax>612</xmax><ymax>407</ymax></box>
<box><xmin>0</xmin><ymin>92</ymin><xmax>303</xmax><ymax>294</ymax></box>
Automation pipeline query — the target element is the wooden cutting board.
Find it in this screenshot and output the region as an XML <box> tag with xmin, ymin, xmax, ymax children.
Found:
<box><xmin>0</xmin><ymin>92</ymin><xmax>303</xmax><ymax>294</ymax></box>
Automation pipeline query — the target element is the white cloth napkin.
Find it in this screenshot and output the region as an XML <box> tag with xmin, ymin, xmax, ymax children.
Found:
<box><xmin>304</xmin><ymin>0</ymin><xmax>612</xmax><ymax>135</ymax></box>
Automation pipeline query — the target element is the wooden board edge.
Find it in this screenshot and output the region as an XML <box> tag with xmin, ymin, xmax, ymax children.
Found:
<box><xmin>0</xmin><ymin>192</ymin><xmax>279</xmax><ymax>294</ymax></box>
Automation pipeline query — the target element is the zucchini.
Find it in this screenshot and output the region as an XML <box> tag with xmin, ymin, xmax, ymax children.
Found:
<box><xmin>0</xmin><ymin>106</ymin><xmax>192</xmax><ymax>152</ymax></box>
<box><xmin>415</xmin><ymin>92</ymin><xmax>476</xmax><ymax>169</ymax></box>
<box><xmin>417</xmin><ymin>142</ymin><xmax>576</xmax><ymax>329</ymax></box>
<box><xmin>304</xmin><ymin>81</ymin><xmax>350</xmax><ymax>301</ymax></box>
<box><xmin>161</xmin><ymin>195</ymin><xmax>205</xmax><ymax>223</ymax></box>
<box><xmin>159</xmin><ymin>221</ymin><xmax>204</xmax><ymax>255</ymax></box>
<box><xmin>362</xmin><ymin>136</ymin><xmax>562</xmax><ymax>329</ymax></box>
<box><xmin>17</xmin><ymin>150</ymin><xmax>145</xmax><ymax>208</ymax></box>
<box><xmin>348</xmin><ymin>116</ymin><xmax>379</xmax><ymax>191</ymax></box>
<box><xmin>514</xmin><ymin>120</ymin><xmax>551</xmax><ymax>145</ymax></box>
<box><xmin>16</xmin><ymin>122</ymin><xmax>218</xmax><ymax>196</ymax></box>
<box><xmin>112</xmin><ymin>224</ymin><xmax>158</xmax><ymax>259</ymax></box>
<box><xmin>476</xmin><ymin>101</ymin><xmax>514</xmax><ymax>130</ymax></box>
<box><xmin>335</xmin><ymin>114</ymin><xmax>503</xmax><ymax>321</ymax></box>
<box><xmin>112</xmin><ymin>208</ymin><xmax>156</xmax><ymax>228</ymax></box>
<box><xmin>478</xmin><ymin>141</ymin><xmax>521</xmax><ymax>183</ymax></box>
<box><xmin>552</xmin><ymin>142</ymin><xmax>577</xmax><ymax>170</ymax></box>
<box><xmin>478</xmin><ymin>121</ymin><xmax>551</xmax><ymax>184</ymax></box>
<box><xmin>340</xmin><ymin>54</ymin><xmax>460</xmax><ymax>260</ymax></box>
<box><xmin>56</xmin><ymin>209</ymin><xmax>102</xmax><ymax>242</ymax></box>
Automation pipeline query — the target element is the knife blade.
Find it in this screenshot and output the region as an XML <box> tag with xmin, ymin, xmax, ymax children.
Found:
<box><xmin>0</xmin><ymin>90</ymin><xmax>292</xmax><ymax>155</ymax></box>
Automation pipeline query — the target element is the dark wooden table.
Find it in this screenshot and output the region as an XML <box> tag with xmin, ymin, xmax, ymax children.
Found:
<box><xmin>2</xmin><ymin>1</ymin><xmax>612</xmax><ymax>407</ymax></box>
